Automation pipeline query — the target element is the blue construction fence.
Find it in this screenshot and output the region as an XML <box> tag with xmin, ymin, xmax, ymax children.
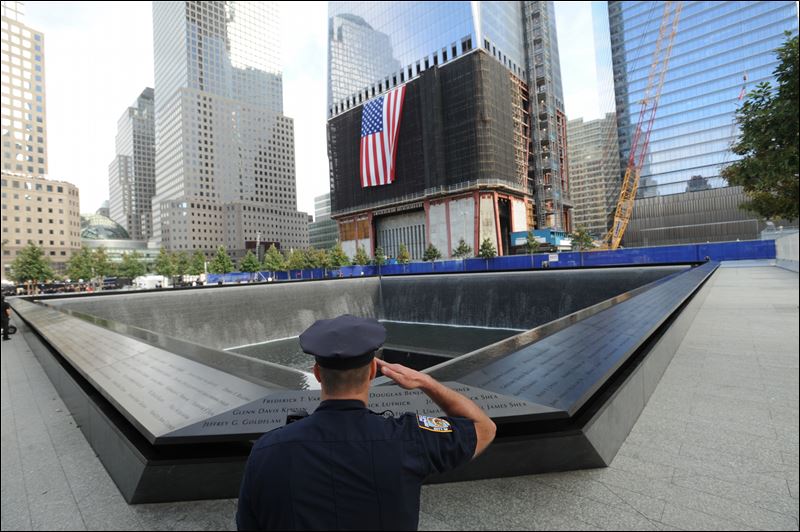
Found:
<box><xmin>207</xmin><ymin>239</ymin><xmax>775</xmax><ymax>284</ymax></box>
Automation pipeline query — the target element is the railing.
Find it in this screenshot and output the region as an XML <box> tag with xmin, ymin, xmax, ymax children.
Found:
<box><xmin>206</xmin><ymin>240</ymin><xmax>776</xmax><ymax>284</ymax></box>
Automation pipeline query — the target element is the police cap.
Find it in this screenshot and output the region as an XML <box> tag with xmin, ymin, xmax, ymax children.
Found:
<box><xmin>299</xmin><ymin>314</ymin><xmax>386</xmax><ymax>369</ymax></box>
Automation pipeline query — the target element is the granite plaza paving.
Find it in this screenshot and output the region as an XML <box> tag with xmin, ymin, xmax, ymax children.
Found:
<box><xmin>1</xmin><ymin>264</ymin><xmax>798</xmax><ymax>531</ymax></box>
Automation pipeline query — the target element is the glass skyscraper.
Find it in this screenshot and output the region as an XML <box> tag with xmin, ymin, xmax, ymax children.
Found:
<box><xmin>609</xmin><ymin>1</ymin><xmax>799</xmax><ymax>198</ymax></box>
<box><xmin>327</xmin><ymin>2</ymin><xmax>527</xmax><ymax>117</ymax></box>
<box><xmin>151</xmin><ymin>1</ymin><xmax>308</xmax><ymax>253</ymax></box>
<box><xmin>327</xmin><ymin>1</ymin><xmax>571</xmax><ymax>232</ymax></box>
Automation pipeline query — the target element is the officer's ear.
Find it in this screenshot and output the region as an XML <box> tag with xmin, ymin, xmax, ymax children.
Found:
<box><xmin>368</xmin><ymin>358</ymin><xmax>378</xmax><ymax>381</ymax></box>
<box><xmin>312</xmin><ymin>362</ymin><xmax>322</xmax><ymax>384</ymax></box>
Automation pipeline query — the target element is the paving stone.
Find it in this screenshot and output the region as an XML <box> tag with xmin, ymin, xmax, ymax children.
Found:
<box><xmin>659</xmin><ymin>504</ymin><xmax>758</xmax><ymax>531</ymax></box>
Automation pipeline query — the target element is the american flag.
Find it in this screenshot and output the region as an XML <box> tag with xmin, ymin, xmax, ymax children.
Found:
<box><xmin>360</xmin><ymin>85</ymin><xmax>406</xmax><ymax>187</ymax></box>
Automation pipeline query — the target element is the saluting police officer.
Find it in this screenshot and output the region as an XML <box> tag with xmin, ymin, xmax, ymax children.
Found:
<box><xmin>236</xmin><ymin>314</ymin><xmax>496</xmax><ymax>531</ymax></box>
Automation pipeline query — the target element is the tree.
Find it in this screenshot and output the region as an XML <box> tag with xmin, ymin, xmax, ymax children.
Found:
<box><xmin>397</xmin><ymin>243</ymin><xmax>411</xmax><ymax>264</ymax></box>
<box><xmin>328</xmin><ymin>243</ymin><xmax>351</xmax><ymax>268</ymax></box>
<box><xmin>306</xmin><ymin>247</ymin><xmax>333</xmax><ymax>269</ymax></box>
<box><xmin>373</xmin><ymin>246</ymin><xmax>386</xmax><ymax>266</ymax></box>
<box><xmin>262</xmin><ymin>244</ymin><xmax>287</xmax><ymax>272</ymax></box>
<box><xmin>92</xmin><ymin>247</ymin><xmax>115</xmax><ymax>278</ymax></box>
<box><xmin>570</xmin><ymin>226</ymin><xmax>594</xmax><ymax>251</ymax></box>
<box><xmin>173</xmin><ymin>251</ymin><xmax>190</xmax><ymax>277</ymax></box>
<box><xmin>118</xmin><ymin>251</ymin><xmax>147</xmax><ymax>279</ymax></box>
<box><xmin>478</xmin><ymin>238</ymin><xmax>497</xmax><ymax>259</ymax></box>
<box><xmin>722</xmin><ymin>33</ymin><xmax>799</xmax><ymax>221</ymax></box>
<box><xmin>353</xmin><ymin>244</ymin><xmax>371</xmax><ymax>266</ymax></box>
<box><xmin>9</xmin><ymin>242</ymin><xmax>55</xmax><ymax>284</ymax></box>
<box><xmin>423</xmin><ymin>243</ymin><xmax>442</xmax><ymax>262</ymax></box>
<box><xmin>452</xmin><ymin>238</ymin><xmax>473</xmax><ymax>259</ymax></box>
<box><xmin>286</xmin><ymin>249</ymin><xmax>309</xmax><ymax>271</ymax></box>
<box><xmin>153</xmin><ymin>247</ymin><xmax>175</xmax><ymax>277</ymax></box>
<box><xmin>66</xmin><ymin>247</ymin><xmax>95</xmax><ymax>282</ymax></box>
<box><xmin>208</xmin><ymin>246</ymin><xmax>235</xmax><ymax>274</ymax></box>
<box><xmin>188</xmin><ymin>250</ymin><xmax>206</xmax><ymax>276</ymax></box>
<box><xmin>526</xmin><ymin>231</ymin><xmax>542</xmax><ymax>254</ymax></box>
<box><xmin>239</xmin><ymin>250</ymin><xmax>261</xmax><ymax>278</ymax></box>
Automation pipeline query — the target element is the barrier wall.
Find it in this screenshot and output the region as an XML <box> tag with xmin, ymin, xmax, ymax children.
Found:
<box><xmin>774</xmin><ymin>233</ymin><xmax>799</xmax><ymax>272</ymax></box>
<box><xmin>207</xmin><ymin>239</ymin><xmax>775</xmax><ymax>284</ymax></box>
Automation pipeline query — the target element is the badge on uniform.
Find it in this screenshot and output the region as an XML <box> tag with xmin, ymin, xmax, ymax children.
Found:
<box><xmin>417</xmin><ymin>415</ymin><xmax>452</xmax><ymax>433</ymax></box>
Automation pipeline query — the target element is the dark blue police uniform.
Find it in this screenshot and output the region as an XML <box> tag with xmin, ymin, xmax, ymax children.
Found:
<box><xmin>236</xmin><ymin>315</ymin><xmax>478</xmax><ymax>531</ymax></box>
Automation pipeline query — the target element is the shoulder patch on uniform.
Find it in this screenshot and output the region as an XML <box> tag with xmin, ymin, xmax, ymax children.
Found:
<box><xmin>417</xmin><ymin>415</ymin><xmax>453</xmax><ymax>433</ymax></box>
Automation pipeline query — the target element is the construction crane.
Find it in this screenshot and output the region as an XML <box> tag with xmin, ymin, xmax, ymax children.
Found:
<box><xmin>601</xmin><ymin>1</ymin><xmax>683</xmax><ymax>250</ymax></box>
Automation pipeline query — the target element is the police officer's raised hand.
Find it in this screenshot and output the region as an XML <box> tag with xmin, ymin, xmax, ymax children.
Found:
<box><xmin>376</xmin><ymin>359</ymin><xmax>432</xmax><ymax>390</ymax></box>
<box><xmin>376</xmin><ymin>358</ymin><xmax>496</xmax><ymax>458</ymax></box>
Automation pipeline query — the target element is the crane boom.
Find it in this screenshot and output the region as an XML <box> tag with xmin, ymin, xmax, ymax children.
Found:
<box><xmin>603</xmin><ymin>1</ymin><xmax>683</xmax><ymax>250</ymax></box>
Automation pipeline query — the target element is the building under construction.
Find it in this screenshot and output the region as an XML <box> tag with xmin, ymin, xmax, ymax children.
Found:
<box><xmin>328</xmin><ymin>50</ymin><xmax>532</xmax><ymax>260</ymax></box>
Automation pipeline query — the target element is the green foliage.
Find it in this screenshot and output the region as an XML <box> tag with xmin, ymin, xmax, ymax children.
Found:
<box><xmin>372</xmin><ymin>246</ymin><xmax>386</xmax><ymax>266</ymax></box>
<box><xmin>286</xmin><ymin>248</ymin><xmax>309</xmax><ymax>270</ymax></box>
<box><xmin>173</xmin><ymin>251</ymin><xmax>190</xmax><ymax>277</ymax></box>
<box><xmin>328</xmin><ymin>243</ymin><xmax>351</xmax><ymax>268</ymax></box>
<box><xmin>570</xmin><ymin>226</ymin><xmax>594</xmax><ymax>251</ymax></box>
<box><xmin>304</xmin><ymin>248</ymin><xmax>330</xmax><ymax>269</ymax></box>
<box><xmin>353</xmin><ymin>244</ymin><xmax>371</xmax><ymax>266</ymax></box>
<box><xmin>722</xmin><ymin>34</ymin><xmax>799</xmax><ymax>221</ymax></box>
<box><xmin>397</xmin><ymin>243</ymin><xmax>411</xmax><ymax>264</ymax></box>
<box><xmin>9</xmin><ymin>242</ymin><xmax>55</xmax><ymax>283</ymax></box>
<box><xmin>208</xmin><ymin>246</ymin><xmax>235</xmax><ymax>274</ymax></box>
<box><xmin>153</xmin><ymin>247</ymin><xmax>175</xmax><ymax>277</ymax></box>
<box><xmin>478</xmin><ymin>238</ymin><xmax>497</xmax><ymax>259</ymax></box>
<box><xmin>118</xmin><ymin>251</ymin><xmax>147</xmax><ymax>279</ymax></box>
<box><xmin>452</xmin><ymin>238</ymin><xmax>473</xmax><ymax>259</ymax></box>
<box><xmin>526</xmin><ymin>231</ymin><xmax>541</xmax><ymax>254</ymax></box>
<box><xmin>188</xmin><ymin>250</ymin><xmax>206</xmax><ymax>276</ymax></box>
<box><xmin>66</xmin><ymin>247</ymin><xmax>95</xmax><ymax>282</ymax></box>
<box><xmin>262</xmin><ymin>244</ymin><xmax>287</xmax><ymax>272</ymax></box>
<box><xmin>239</xmin><ymin>250</ymin><xmax>262</xmax><ymax>274</ymax></box>
<box><xmin>92</xmin><ymin>247</ymin><xmax>115</xmax><ymax>278</ymax></box>
<box><xmin>423</xmin><ymin>243</ymin><xmax>442</xmax><ymax>262</ymax></box>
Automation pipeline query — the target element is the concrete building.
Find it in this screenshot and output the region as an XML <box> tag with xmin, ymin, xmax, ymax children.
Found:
<box><xmin>309</xmin><ymin>193</ymin><xmax>338</xmax><ymax>250</ymax></box>
<box><xmin>1</xmin><ymin>174</ymin><xmax>81</xmax><ymax>279</ymax></box>
<box><xmin>608</xmin><ymin>1</ymin><xmax>798</xmax><ymax>245</ymax></box>
<box><xmin>1</xmin><ymin>1</ymin><xmax>81</xmax><ymax>280</ymax></box>
<box><xmin>151</xmin><ymin>1</ymin><xmax>308</xmax><ymax>255</ymax></box>
<box><xmin>567</xmin><ymin>113</ymin><xmax>620</xmax><ymax>238</ymax></box>
<box><xmin>108</xmin><ymin>88</ymin><xmax>155</xmax><ymax>241</ymax></box>
<box><xmin>326</xmin><ymin>1</ymin><xmax>572</xmax><ymax>258</ymax></box>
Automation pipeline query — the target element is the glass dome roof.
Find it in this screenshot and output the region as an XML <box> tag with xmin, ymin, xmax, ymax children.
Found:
<box><xmin>80</xmin><ymin>213</ymin><xmax>131</xmax><ymax>240</ymax></box>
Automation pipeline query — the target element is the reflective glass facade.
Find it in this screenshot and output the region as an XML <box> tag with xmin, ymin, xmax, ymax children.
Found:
<box><xmin>327</xmin><ymin>1</ymin><xmax>526</xmax><ymax>116</ymax></box>
<box><xmin>610</xmin><ymin>1</ymin><xmax>799</xmax><ymax>198</ymax></box>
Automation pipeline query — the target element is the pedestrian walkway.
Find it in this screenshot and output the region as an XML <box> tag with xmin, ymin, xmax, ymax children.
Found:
<box><xmin>2</xmin><ymin>265</ymin><xmax>798</xmax><ymax>530</ymax></box>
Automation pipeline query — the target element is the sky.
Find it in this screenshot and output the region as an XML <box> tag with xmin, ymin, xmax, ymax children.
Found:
<box><xmin>24</xmin><ymin>1</ymin><xmax>601</xmax><ymax>217</ymax></box>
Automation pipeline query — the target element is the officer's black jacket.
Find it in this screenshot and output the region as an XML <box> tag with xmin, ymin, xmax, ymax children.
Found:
<box><xmin>237</xmin><ymin>399</ymin><xmax>477</xmax><ymax>531</ymax></box>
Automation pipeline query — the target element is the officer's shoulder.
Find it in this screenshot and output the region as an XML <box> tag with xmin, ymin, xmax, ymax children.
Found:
<box><xmin>251</xmin><ymin>416</ymin><xmax>314</xmax><ymax>451</ymax></box>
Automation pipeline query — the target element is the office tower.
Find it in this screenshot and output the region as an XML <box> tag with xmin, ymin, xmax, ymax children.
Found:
<box><xmin>608</xmin><ymin>1</ymin><xmax>798</xmax><ymax>245</ymax></box>
<box><xmin>327</xmin><ymin>2</ymin><xmax>528</xmax><ymax>115</ymax></box>
<box><xmin>326</xmin><ymin>1</ymin><xmax>569</xmax><ymax>258</ymax></box>
<box><xmin>309</xmin><ymin>193</ymin><xmax>338</xmax><ymax>250</ymax></box>
<box><xmin>151</xmin><ymin>1</ymin><xmax>308</xmax><ymax>255</ymax></box>
<box><xmin>522</xmin><ymin>1</ymin><xmax>571</xmax><ymax>232</ymax></box>
<box><xmin>109</xmin><ymin>88</ymin><xmax>155</xmax><ymax>241</ymax></box>
<box><xmin>610</xmin><ymin>0</ymin><xmax>799</xmax><ymax>199</ymax></box>
<box><xmin>1</xmin><ymin>1</ymin><xmax>81</xmax><ymax>280</ymax></box>
<box><xmin>567</xmin><ymin>113</ymin><xmax>620</xmax><ymax>237</ymax></box>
